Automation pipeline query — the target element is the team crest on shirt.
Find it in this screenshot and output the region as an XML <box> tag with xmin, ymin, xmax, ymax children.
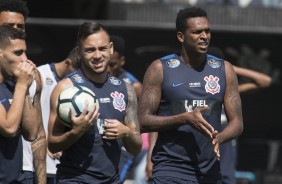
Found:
<box><xmin>166</xmin><ymin>59</ymin><xmax>180</xmax><ymax>68</ymax></box>
<box><xmin>123</xmin><ymin>78</ymin><xmax>133</xmax><ymax>85</ymax></box>
<box><xmin>204</xmin><ymin>75</ymin><xmax>220</xmax><ymax>95</ymax></box>
<box><xmin>111</xmin><ymin>91</ymin><xmax>126</xmax><ymax>112</ymax></box>
<box><xmin>45</xmin><ymin>77</ymin><xmax>53</xmax><ymax>85</ymax></box>
<box><xmin>71</xmin><ymin>74</ymin><xmax>84</xmax><ymax>83</ymax></box>
<box><xmin>208</xmin><ymin>59</ymin><xmax>221</xmax><ymax>68</ymax></box>
<box><xmin>109</xmin><ymin>77</ymin><xmax>121</xmax><ymax>85</ymax></box>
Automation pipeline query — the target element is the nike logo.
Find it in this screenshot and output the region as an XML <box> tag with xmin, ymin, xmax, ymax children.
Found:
<box><xmin>172</xmin><ymin>82</ymin><xmax>185</xmax><ymax>87</ymax></box>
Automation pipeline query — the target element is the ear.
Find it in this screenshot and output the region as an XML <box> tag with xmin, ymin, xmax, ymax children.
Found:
<box><xmin>120</xmin><ymin>56</ymin><xmax>125</xmax><ymax>66</ymax></box>
<box><xmin>177</xmin><ymin>31</ymin><xmax>184</xmax><ymax>43</ymax></box>
<box><xmin>65</xmin><ymin>58</ymin><xmax>72</xmax><ymax>66</ymax></box>
<box><xmin>110</xmin><ymin>42</ymin><xmax>114</xmax><ymax>55</ymax></box>
<box><xmin>65</xmin><ymin>58</ymin><xmax>71</xmax><ymax>65</ymax></box>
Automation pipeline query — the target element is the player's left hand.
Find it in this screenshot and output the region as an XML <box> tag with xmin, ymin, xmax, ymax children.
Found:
<box><xmin>211</xmin><ymin>130</ymin><xmax>220</xmax><ymax>160</ymax></box>
<box><xmin>102</xmin><ymin>119</ymin><xmax>130</xmax><ymax>139</ymax></box>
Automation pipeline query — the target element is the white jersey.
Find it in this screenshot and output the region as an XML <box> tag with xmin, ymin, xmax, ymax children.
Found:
<box><xmin>38</xmin><ymin>64</ymin><xmax>60</xmax><ymax>174</ymax></box>
<box><xmin>22</xmin><ymin>64</ymin><xmax>60</xmax><ymax>174</ymax></box>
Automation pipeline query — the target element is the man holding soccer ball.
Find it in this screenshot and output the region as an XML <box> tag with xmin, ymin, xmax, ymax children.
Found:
<box><xmin>48</xmin><ymin>21</ymin><xmax>142</xmax><ymax>183</ymax></box>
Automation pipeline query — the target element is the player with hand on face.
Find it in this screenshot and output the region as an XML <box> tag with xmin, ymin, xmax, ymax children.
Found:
<box><xmin>0</xmin><ymin>25</ymin><xmax>40</xmax><ymax>184</ymax></box>
<box><xmin>0</xmin><ymin>1</ymin><xmax>46</xmax><ymax>183</ymax></box>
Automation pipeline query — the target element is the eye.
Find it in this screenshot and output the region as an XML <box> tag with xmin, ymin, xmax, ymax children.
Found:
<box><xmin>85</xmin><ymin>48</ymin><xmax>94</xmax><ymax>53</ymax></box>
<box><xmin>14</xmin><ymin>50</ymin><xmax>24</xmax><ymax>56</ymax></box>
<box><xmin>17</xmin><ymin>24</ymin><xmax>25</xmax><ymax>32</ymax></box>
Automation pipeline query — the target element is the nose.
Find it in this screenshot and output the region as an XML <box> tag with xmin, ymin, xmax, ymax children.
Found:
<box><xmin>93</xmin><ymin>50</ymin><xmax>102</xmax><ymax>59</ymax></box>
<box><xmin>21</xmin><ymin>53</ymin><xmax>28</xmax><ymax>62</ymax></box>
<box><xmin>201</xmin><ymin>32</ymin><xmax>208</xmax><ymax>39</ymax></box>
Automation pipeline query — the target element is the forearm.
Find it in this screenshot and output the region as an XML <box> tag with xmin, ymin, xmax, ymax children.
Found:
<box><xmin>32</xmin><ymin>125</ymin><xmax>47</xmax><ymax>184</ymax></box>
<box><xmin>139</xmin><ymin>113</ymin><xmax>186</xmax><ymax>132</ymax></box>
<box><xmin>234</xmin><ymin>66</ymin><xmax>272</xmax><ymax>88</ymax></box>
<box><xmin>123</xmin><ymin>131</ymin><xmax>142</xmax><ymax>155</ymax></box>
<box><xmin>21</xmin><ymin>95</ymin><xmax>40</xmax><ymax>141</ymax></box>
<box><xmin>147</xmin><ymin>132</ymin><xmax>157</xmax><ymax>161</ymax></box>
<box><xmin>1</xmin><ymin>83</ymin><xmax>28</xmax><ymax>137</ymax></box>
<box><xmin>48</xmin><ymin>128</ymin><xmax>85</xmax><ymax>153</ymax></box>
<box><xmin>217</xmin><ymin>119</ymin><xmax>243</xmax><ymax>144</ymax></box>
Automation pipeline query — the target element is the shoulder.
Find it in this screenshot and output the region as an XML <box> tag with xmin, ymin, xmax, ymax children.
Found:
<box><xmin>147</xmin><ymin>59</ymin><xmax>163</xmax><ymax>71</ymax></box>
<box><xmin>223</xmin><ymin>60</ymin><xmax>235</xmax><ymax>73</ymax></box>
<box><xmin>56</xmin><ymin>78</ymin><xmax>73</xmax><ymax>90</ymax></box>
<box><xmin>51</xmin><ymin>78</ymin><xmax>73</xmax><ymax>100</ymax></box>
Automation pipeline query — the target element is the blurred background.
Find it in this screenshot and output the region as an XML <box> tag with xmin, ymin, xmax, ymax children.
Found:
<box><xmin>24</xmin><ymin>0</ymin><xmax>282</xmax><ymax>183</ymax></box>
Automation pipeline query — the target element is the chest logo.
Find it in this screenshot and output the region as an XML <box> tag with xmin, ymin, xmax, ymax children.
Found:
<box><xmin>208</xmin><ymin>59</ymin><xmax>221</xmax><ymax>68</ymax></box>
<box><xmin>111</xmin><ymin>91</ymin><xmax>126</xmax><ymax>112</ymax></box>
<box><xmin>46</xmin><ymin>77</ymin><xmax>53</xmax><ymax>86</ymax></box>
<box><xmin>204</xmin><ymin>75</ymin><xmax>220</xmax><ymax>95</ymax></box>
<box><xmin>109</xmin><ymin>77</ymin><xmax>121</xmax><ymax>85</ymax></box>
<box><xmin>71</xmin><ymin>74</ymin><xmax>84</xmax><ymax>83</ymax></box>
<box><xmin>166</xmin><ymin>59</ymin><xmax>180</xmax><ymax>68</ymax></box>
<box><xmin>172</xmin><ymin>82</ymin><xmax>185</xmax><ymax>88</ymax></box>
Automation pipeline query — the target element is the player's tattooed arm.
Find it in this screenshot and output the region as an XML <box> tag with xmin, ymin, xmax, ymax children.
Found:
<box><xmin>22</xmin><ymin>70</ymin><xmax>43</xmax><ymax>140</ymax></box>
<box><xmin>122</xmin><ymin>82</ymin><xmax>142</xmax><ymax>155</ymax></box>
<box><xmin>31</xmin><ymin>71</ymin><xmax>47</xmax><ymax>184</ymax></box>
<box><xmin>218</xmin><ymin>61</ymin><xmax>243</xmax><ymax>144</ymax></box>
<box><xmin>32</xmin><ymin>128</ymin><xmax>47</xmax><ymax>184</ymax></box>
<box><xmin>138</xmin><ymin>60</ymin><xmax>186</xmax><ymax>132</ymax></box>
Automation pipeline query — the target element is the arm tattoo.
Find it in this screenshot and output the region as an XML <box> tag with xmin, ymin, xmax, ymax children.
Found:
<box><xmin>31</xmin><ymin>128</ymin><xmax>47</xmax><ymax>184</ymax></box>
<box><xmin>125</xmin><ymin>82</ymin><xmax>139</xmax><ymax>129</ymax></box>
<box><xmin>226</xmin><ymin>64</ymin><xmax>242</xmax><ymax>114</ymax></box>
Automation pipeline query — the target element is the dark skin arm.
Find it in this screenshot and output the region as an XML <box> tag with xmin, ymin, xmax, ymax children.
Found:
<box><xmin>137</xmin><ymin>59</ymin><xmax>214</xmax><ymax>138</ymax></box>
<box><xmin>145</xmin><ymin>132</ymin><xmax>157</xmax><ymax>182</ymax></box>
<box><xmin>216</xmin><ymin>61</ymin><xmax>244</xmax><ymax>144</ymax></box>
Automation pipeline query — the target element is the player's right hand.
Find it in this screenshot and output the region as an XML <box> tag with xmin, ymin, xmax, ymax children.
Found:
<box><xmin>14</xmin><ymin>60</ymin><xmax>35</xmax><ymax>87</ymax></box>
<box><xmin>187</xmin><ymin>106</ymin><xmax>214</xmax><ymax>139</ymax></box>
<box><xmin>70</xmin><ymin>101</ymin><xmax>100</xmax><ymax>133</ymax></box>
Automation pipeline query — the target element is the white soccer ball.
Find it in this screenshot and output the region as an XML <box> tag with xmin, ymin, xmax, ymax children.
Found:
<box><xmin>56</xmin><ymin>85</ymin><xmax>98</xmax><ymax>128</ymax></box>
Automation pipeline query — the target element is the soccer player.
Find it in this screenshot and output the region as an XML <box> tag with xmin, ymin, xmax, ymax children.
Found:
<box><xmin>0</xmin><ymin>1</ymin><xmax>46</xmax><ymax>183</ymax></box>
<box><xmin>138</xmin><ymin>7</ymin><xmax>243</xmax><ymax>184</ymax></box>
<box><xmin>48</xmin><ymin>21</ymin><xmax>142</xmax><ymax>183</ymax></box>
<box><xmin>38</xmin><ymin>46</ymin><xmax>80</xmax><ymax>183</ymax></box>
<box><xmin>0</xmin><ymin>25</ymin><xmax>40</xmax><ymax>183</ymax></box>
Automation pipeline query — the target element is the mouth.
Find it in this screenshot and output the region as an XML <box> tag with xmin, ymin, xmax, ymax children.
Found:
<box><xmin>198</xmin><ymin>42</ymin><xmax>208</xmax><ymax>50</ymax></box>
<box><xmin>91</xmin><ymin>60</ymin><xmax>103</xmax><ymax>68</ymax></box>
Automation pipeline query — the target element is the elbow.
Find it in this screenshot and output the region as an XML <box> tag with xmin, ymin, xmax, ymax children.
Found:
<box><xmin>23</xmin><ymin>134</ymin><xmax>37</xmax><ymax>142</ymax></box>
<box><xmin>260</xmin><ymin>76</ymin><xmax>272</xmax><ymax>88</ymax></box>
<box><xmin>48</xmin><ymin>143</ymin><xmax>58</xmax><ymax>154</ymax></box>
<box><xmin>128</xmin><ymin>144</ymin><xmax>142</xmax><ymax>156</ymax></box>
<box><xmin>22</xmin><ymin>130</ymin><xmax>38</xmax><ymax>142</ymax></box>
<box><xmin>139</xmin><ymin>118</ymin><xmax>150</xmax><ymax>133</ymax></box>
<box><xmin>48</xmin><ymin>138</ymin><xmax>61</xmax><ymax>154</ymax></box>
<box><xmin>237</xmin><ymin>124</ymin><xmax>244</xmax><ymax>137</ymax></box>
<box><xmin>1</xmin><ymin>127</ymin><xmax>19</xmax><ymax>138</ymax></box>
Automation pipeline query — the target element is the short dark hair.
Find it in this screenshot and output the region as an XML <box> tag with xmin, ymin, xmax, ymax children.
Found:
<box><xmin>176</xmin><ymin>7</ymin><xmax>208</xmax><ymax>33</ymax></box>
<box><xmin>67</xmin><ymin>46</ymin><xmax>80</xmax><ymax>68</ymax></box>
<box><xmin>0</xmin><ymin>25</ymin><xmax>26</xmax><ymax>48</ymax></box>
<box><xmin>77</xmin><ymin>21</ymin><xmax>110</xmax><ymax>48</ymax></box>
<box><xmin>0</xmin><ymin>0</ymin><xmax>29</xmax><ymax>20</ymax></box>
<box><xmin>110</xmin><ymin>35</ymin><xmax>125</xmax><ymax>56</ymax></box>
